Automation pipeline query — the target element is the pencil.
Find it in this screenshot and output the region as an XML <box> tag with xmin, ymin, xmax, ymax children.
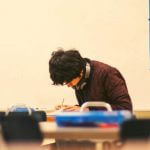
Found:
<box><xmin>61</xmin><ymin>98</ymin><xmax>64</xmax><ymax>108</ymax></box>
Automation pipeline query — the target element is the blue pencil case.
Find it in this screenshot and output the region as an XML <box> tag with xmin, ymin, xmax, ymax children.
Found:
<box><xmin>55</xmin><ymin>111</ymin><xmax>132</xmax><ymax>127</ymax></box>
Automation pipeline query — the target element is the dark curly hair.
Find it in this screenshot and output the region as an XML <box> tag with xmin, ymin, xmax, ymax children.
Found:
<box><xmin>49</xmin><ymin>48</ymin><xmax>86</xmax><ymax>85</ymax></box>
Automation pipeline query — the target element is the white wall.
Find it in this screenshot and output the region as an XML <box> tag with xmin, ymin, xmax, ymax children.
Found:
<box><xmin>0</xmin><ymin>0</ymin><xmax>149</xmax><ymax>110</ymax></box>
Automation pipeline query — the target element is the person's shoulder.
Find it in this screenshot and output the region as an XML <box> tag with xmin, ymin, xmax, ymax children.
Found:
<box><xmin>90</xmin><ymin>60</ymin><xmax>115</xmax><ymax>72</ymax></box>
<box><xmin>90</xmin><ymin>60</ymin><xmax>125</xmax><ymax>81</ymax></box>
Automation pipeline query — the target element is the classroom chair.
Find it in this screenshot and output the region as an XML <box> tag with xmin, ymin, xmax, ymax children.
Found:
<box><xmin>120</xmin><ymin>119</ymin><xmax>150</xmax><ymax>141</ymax></box>
<box><xmin>32</xmin><ymin>111</ymin><xmax>47</xmax><ymax>122</ymax></box>
<box><xmin>0</xmin><ymin>111</ymin><xmax>5</xmax><ymax>122</ymax></box>
<box><xmin>7</xmin><ymin>111</ymin><xmax>47</xmax><ymax>122</ymax></box>
<box><xmin>1</xmin><ymin>115</ymin><xmax>43</xmax><ymax>143</ymax></box>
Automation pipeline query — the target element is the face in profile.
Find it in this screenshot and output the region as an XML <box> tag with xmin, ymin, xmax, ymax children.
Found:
<box><xmin>64</xmin><ymin>71</ymin><xmax>83</xmax><ymax>88</ymax></box>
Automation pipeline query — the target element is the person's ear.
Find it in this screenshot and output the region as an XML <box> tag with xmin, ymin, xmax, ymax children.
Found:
<box><xmin>80</xmin><ymin>70</ymin><xmax>83</xmax><ymax>77</ymax></box>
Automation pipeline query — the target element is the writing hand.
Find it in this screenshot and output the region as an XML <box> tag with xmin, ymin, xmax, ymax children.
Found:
<box><xmin>62</xmin><ymin>105</ymin><xmax>89</xmax><ymax>112</ymax></box>
<box><xmin>55</xmin><ymin>105</ymin><xmax>68</xmax><ymax>110</ymax></box>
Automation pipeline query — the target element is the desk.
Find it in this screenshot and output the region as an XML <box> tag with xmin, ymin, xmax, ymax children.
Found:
<box><xmin>40</xmin><ymin>122</ymin><xmax>119</xmax><ymax>141</ymax></box>
<box><xmin>40</xmin><ymin>122</ymin><xmax>120</xmax><ymax>150</ymax></box>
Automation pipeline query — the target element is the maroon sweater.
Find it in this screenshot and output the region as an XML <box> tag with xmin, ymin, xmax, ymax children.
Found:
<box><xmin>75</xmin><ymin>60</ymin><xmax>133</xmax><ymax>111</ymax></box>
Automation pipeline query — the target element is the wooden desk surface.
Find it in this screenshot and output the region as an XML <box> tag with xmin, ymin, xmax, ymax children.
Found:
<box><xmin>39</xmin><ymin>122</ymin><xmax>119</xmax><ymax>141</ymax></box>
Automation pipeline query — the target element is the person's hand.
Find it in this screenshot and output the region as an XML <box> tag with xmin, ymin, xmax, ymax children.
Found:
<box><xmin>62</xmin><ymin>105</ymin><xmax>89</xmax><ymax>112</ymax></box>
<box><xmin>55</xmin><ymin>105</ymin><xmax>89</xmax><ymax>112</ymax></box>
<box><xmin>55</xmin><ymin>105</ymin><xmax>68</xmax><ymax>110</ymax></box>
<box><xmin>62</xmin><ymin>105</ymin><xmax>80</xmax><ymax>112</ymax></box>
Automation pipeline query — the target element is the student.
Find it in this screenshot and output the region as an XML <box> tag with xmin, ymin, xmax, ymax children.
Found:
<box><xmin>49</xmin><ymin>49</ymin><xmax>132</xmax><ymax>112</ymax></box>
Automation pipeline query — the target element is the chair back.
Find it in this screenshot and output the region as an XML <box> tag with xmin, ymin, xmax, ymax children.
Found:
<box><xmin>120</xmin><ymin>119</ymin><xmax>150</xmax><ymax>141</ymax></box>
<box><xmin>32</xmin><ymin>111</ymin><xmax>47</xmax><ymax>122</ymax></box>
<box><xmin>1</xmin><ymin>115</ymin><xmax>43</xmax><ymax>143</ymax></box>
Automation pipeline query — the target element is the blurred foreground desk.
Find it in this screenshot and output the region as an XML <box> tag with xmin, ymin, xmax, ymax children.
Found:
<box><xmin>40</xmin><ymin>122</ymin><xmax>119</xmax><ymax>140</ymax></box>
<box><xmin>40</xmin><ymin>122</ymin><xmax>119</xmax><ymax>150</ymax></box>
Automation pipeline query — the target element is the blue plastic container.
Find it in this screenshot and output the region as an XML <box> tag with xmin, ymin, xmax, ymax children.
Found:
<box><xmin>8</xmin><ymin>105</ymin><xmax>35</xmax><ymax>115</ymax></box>
<box><xmin>55</xmin><ymin>110</ymin><xmax>132</xmax><ymax>127</ymax></box>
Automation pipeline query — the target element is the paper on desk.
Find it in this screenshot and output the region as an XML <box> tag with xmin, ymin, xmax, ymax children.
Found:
<box><xmin>46</xmin><ymin>108</ymin><xmax>64</xmax><ymax>116</ymax></box>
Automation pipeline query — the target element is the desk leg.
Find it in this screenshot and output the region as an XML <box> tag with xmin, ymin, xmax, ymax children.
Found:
<box><xmin>56</xmin><ymin>140</ymin><xmax>96</xmax><ymax>150</ymax></box>
<box><xmin>102</xmin><ymin>141</ymin><xmax>111</xmax><ymax>150</ymax></box>
<box><xmin>102</xmin><ymin>141</ymin><xmax>122</xmax><ymax>150</ymax></box>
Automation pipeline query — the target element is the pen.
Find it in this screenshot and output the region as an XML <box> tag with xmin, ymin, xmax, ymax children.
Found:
<box><xmin>61</xmin><ymin>98</ymin><xmax>64</xmax><ymax>108</ymax></box>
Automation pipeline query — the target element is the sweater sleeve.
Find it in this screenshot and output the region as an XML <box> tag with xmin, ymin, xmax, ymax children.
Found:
<box><xmin>103</xmin><ymin>68</ymin><xmax>133</xmax><ymax>111</ymax></box>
